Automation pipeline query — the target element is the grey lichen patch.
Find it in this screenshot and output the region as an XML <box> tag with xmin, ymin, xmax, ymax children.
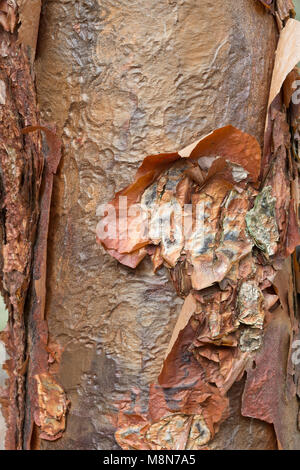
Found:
<box><xmin>227</xmin><ymin>161</ymin><xmax>249</xmax><ymax>182</ymax></box>
<box><xmin>160</xmin><ymin>198</ymin><xmax>184</xmax><ymax>266</ymax></box>
<box><xmin>245</xmin><ymin>186</ymin><xmax>279</xmax><ymax>256</ymax></box>
<box><xmin>146</xmin><ymin>413</ymin><xmax>211</xmax><ymax>450</ymax></box>
<box><xmin>237</xmin><ymin>280</ymin><xmax>264</xmax><ymax>329</ymax></box>
<box><xmin>216</xmin><ymin>190</ymin><xmax>253</xmax><ymax>265</ymax></box>
<box><xmin>146</xmin><ymin>414</ymin><xmax>191</xmax><ymax>449</ymax></box>
<box><xmin>164</xmin><ymin>161</ymin><xmax>191</xmax><ymax>193</ymax></box>
<box><xmin>239</xmin><ymin>327</ymin><xmax>262</xmax><ymax>352</ymax></box>
<box><xmin>186</xmin><ymin>415</ymin><xmax>211</xmax><ymax>449</ymax></box>
<box><xmin>140</xmin><ymin>181</ymin><xmax>158</xmax><ymax>211</ymax></box>
<box><xmin>220</xmin><ymin>190</ymin><xmax>252</xmax><ymax>245</ymax></box>
<box><xmin>187</xmin><ymin>195</ymin><xmax>215</xmax><ymax>258</ymax></box>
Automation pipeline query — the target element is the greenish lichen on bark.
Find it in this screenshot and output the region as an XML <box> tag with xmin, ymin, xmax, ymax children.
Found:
<box><xmin>245</xmin><ymin>186</ymin><xmax>279</xmax><ymax>256</ymax></box>
<box><xmin>237</xmin><ymin>280</ymin><xmax>264</xmax><ymax>328</ymax></box>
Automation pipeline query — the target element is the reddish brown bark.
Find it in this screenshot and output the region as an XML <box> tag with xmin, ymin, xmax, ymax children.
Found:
<box><xmin>34</xmin><ymin>0</ymin><xmax>280</xmax><ymax>450</ymax></box>
<box><xmin>0</xmin><ymin>17</ymin><xmax>43</xmax><ymax>448</ymax></box>
<box><xmin>0</xmin><ymin>3</ymin><xmax>67</xmax><ymax>450</ymax></box>
<box><xmin>0</xmin><ymin>0</ymin><xmax>299</xmax><ymax>451</ymax></box>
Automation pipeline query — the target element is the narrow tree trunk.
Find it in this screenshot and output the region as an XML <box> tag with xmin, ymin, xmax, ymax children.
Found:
<box><xmin>0</xmin><ymin>4</ymin><xmax>43</xmax><ymax>448</ymax></box>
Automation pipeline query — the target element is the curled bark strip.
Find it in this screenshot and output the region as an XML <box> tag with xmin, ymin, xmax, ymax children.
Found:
<box><xmin>19</xmin><ymin>126</ymin><xmax>69</xmax><ymax>448</ymax></box>
<box><xmin>267</xmin><ymin>19</ymin><xmax>300</xmax><ymax>112</ymax></box>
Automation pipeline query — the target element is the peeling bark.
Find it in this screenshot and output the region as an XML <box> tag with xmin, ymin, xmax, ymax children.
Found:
<box><xmin>0</xmin><ymin>0</ymin><xmax>299</xmax><ymax>451</ymax></box>
<box><xmin>0</xmin><ymin>2</ymin><xmax>67</xmax><ymax>449</ymax></box>
<box><xmin>97</xmin><ymin>5</ymin><xmax>300</xmax><ymax>450</ymax></box>
<box><xmin>0</xmin><ymin>5</ymin><xmax>43</xmax><ymax>448</ymax></box>
<box><xmin>34</xmin><ymin>0</ymin><xmax>281</xmax><ymax>451</ymax></box>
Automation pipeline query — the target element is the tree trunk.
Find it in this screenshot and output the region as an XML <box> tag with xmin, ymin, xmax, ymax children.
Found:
<box><xmin>0</xmin><ymin>0</ymin><xmax>299</xmax><ymax>450</ymax></box>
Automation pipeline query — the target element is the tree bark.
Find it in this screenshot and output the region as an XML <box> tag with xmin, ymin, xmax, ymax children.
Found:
<box><xmin>0</xmin><ymin>4</ymin><xmax>43</xmax><ymax>448</ymax></box>
<box><xmin>0</xmin><ymin>0</ymin><xmax>299</xmax><ymax>450</ymax></box>
<box><xmin>35</xmin><ymin>0</ymin><xmax>278</xmax><ymax>450</ymax></box>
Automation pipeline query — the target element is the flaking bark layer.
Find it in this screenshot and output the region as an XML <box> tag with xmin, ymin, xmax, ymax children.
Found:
<box><xmin>0</xmin><ymin>23</ymin><xmax>43</xmax><ymax>448</ymax></box>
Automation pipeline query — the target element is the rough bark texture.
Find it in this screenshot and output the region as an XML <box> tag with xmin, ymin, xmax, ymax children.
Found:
<box><xmin>0</xmin><ymin>23</ymin><xmax>44</xmax><ymax>449</ymax></box>
<box><xmin>33</xmin><ymin>0</ymin><xmax>280</xmax><ymax>450</ymax></box>
<box><xmin>0</xmin><ymin>2</ymin><xmax>69</xmax><ymax>450</ymax></box>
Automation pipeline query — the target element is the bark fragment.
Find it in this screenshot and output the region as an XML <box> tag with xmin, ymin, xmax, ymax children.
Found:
<box><xmin>34</xmin><ymin>373</ymin><xmax>69</xmax><ymax>441</ymax></box>
<box><xmin>237</xmin><ymin>281</ymin><xmax>264</xmax><ymax>328</ymax></box>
